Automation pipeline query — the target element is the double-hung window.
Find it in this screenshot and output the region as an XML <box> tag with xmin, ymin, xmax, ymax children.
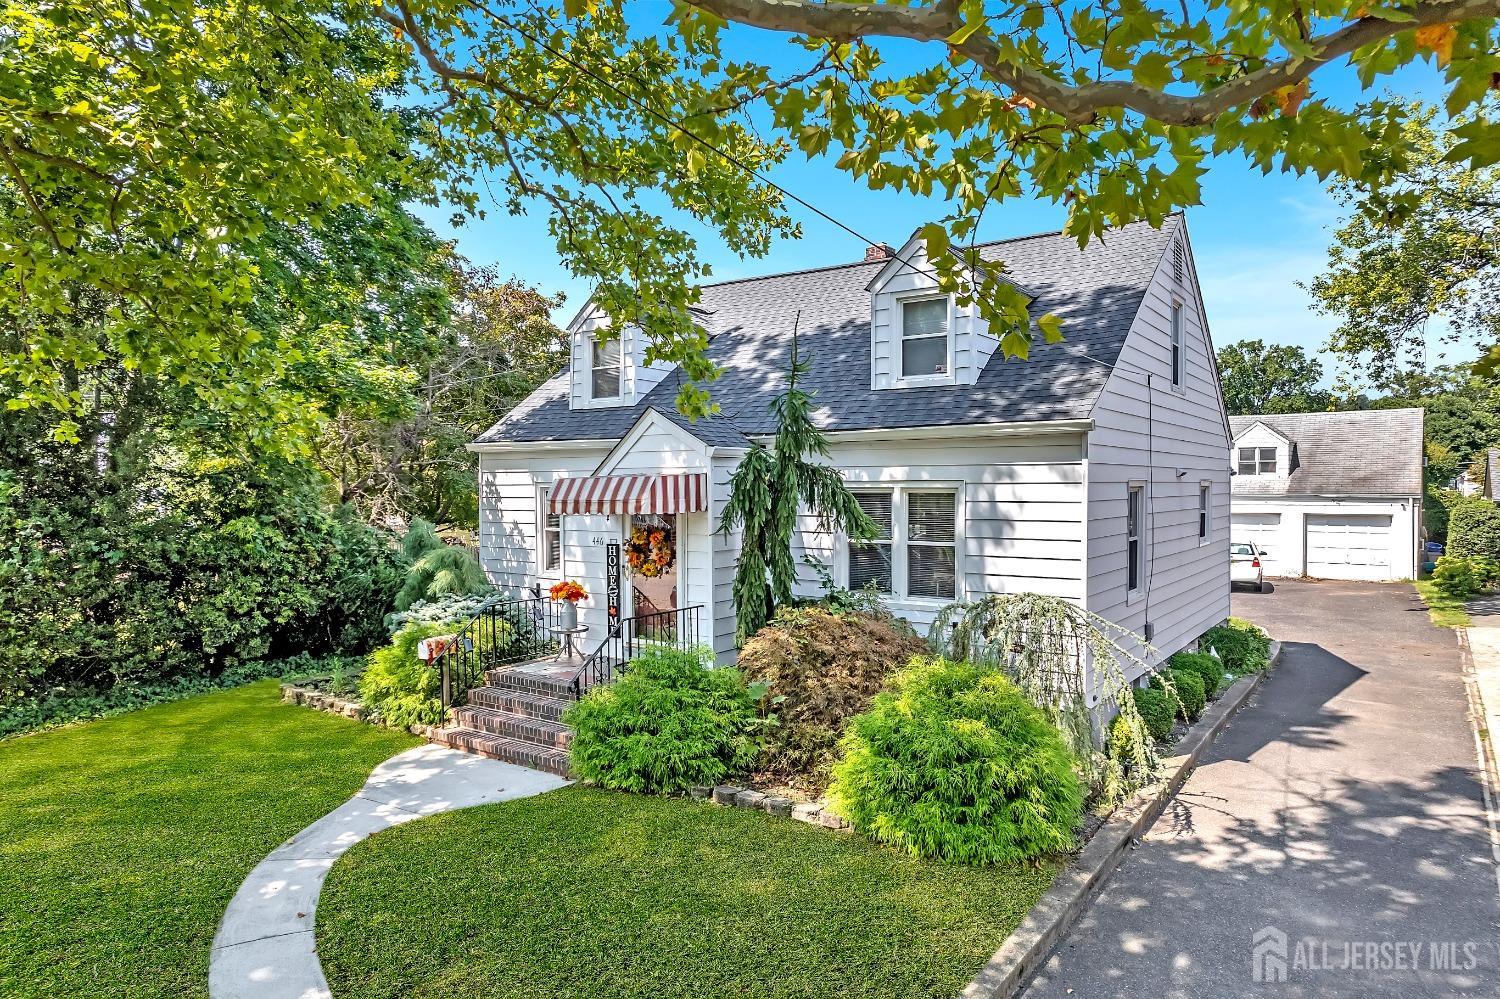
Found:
<box><xmin>848</xmin><ymin>493</ymin><xmax>894</xmax><ymax>593</ymax></box>
<box><xmin>900</xmin><ymin>298</ymin><xmax>949</xmax><ymax>378</ymax></box>
<box><xmin>1236</xmin><ymin>447</ymin><xmax>1276</xmax><ymax>475</ymax></box>
<box><xmin>1170</xmin><ymin>303</ymin><xmax>1184</xmax><ymax>388</ymax></box>
<box><xmin>1198</xmin><ymin>482</ymin><xmax>1211</xmax><ymax>541</ymax></box>
<box><xmin>1127</xmin><ymin>485</ymin><xmax>1144</xmax><ymax>592</ymax></box>
<box><xmin>846</xmin><ymin>489</ymin><xmax>957</xmax><ymax>600</ymax></box>
<box><xmin>591</xmin><ymin>335</ymin><xmax>622</xmax><ymax>399</ymax></box>
<box><xmin>540</xmin><ymin>491</ymin><xmax>563</xmax><ymax>572</ymax></box>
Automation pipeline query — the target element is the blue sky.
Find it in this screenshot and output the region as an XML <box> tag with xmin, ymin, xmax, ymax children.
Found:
<box><xmin>412</xmin><ymin>12</ymin><xmax>1472</xmax><ymax>387</ymax></box>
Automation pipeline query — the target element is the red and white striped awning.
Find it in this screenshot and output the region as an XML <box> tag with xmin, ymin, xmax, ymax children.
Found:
<box><xmin>549</xmin><ymin>472</ymin><xmax>707</xmax><ymax>516</ymax></box>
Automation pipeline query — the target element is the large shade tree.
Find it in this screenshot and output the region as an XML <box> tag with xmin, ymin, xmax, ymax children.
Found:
<box><xmin>1217</xmin><ymin>339</ymin><xmax>1336</xmax><ymax>414</ymax></box>
<box><xmin>11</xmin><ymin>0</ymin><xmax>1500</xmax><ymax>441</ymax></box>
<box><xmin>1306</xmin><ymin>105</ymin><xmax>1500</xmax><ymax>388</ymax></box>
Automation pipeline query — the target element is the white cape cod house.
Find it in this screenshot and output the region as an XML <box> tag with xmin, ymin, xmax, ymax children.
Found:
<box><xmin>470</xmin><ymin>215</ymin><xmax>1231</xmax><ymax>677</ymax></box>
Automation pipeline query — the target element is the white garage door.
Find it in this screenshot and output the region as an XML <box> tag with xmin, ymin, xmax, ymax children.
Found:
<box><xmin>1231</xmin><ymin>512</ymin><xmax>1282</xmax><ymax>576</ymax></box>
<box><xmin>1305</xmin><ymin>513</ymin><xmax>1394</xmax><ymax>580</ymax></box>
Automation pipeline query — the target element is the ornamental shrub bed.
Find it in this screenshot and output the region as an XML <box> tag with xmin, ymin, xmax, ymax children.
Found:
<box><xmin>1202</xmin><ymin>617</ymin><xmax>1272</xmax><ymax>674</ymax></box>
<box><xmin>736</xmin><ymin>606</ymin><xmax>928</xmax><ymax>793</ymax></box>
<box><xmin>828</xmin><ymin>656</ymin><xmax>1083</xmax><ymax>865</ymax></box>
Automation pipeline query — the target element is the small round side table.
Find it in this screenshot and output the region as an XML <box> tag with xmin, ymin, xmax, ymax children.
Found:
<box><xmin>555</xmin><ymin>625</ymin><xmax>590</xmax><ymax>663</ymax></box>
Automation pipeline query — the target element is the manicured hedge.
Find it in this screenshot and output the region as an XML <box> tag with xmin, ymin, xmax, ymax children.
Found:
<box><xmin>1447</xmin><ymin>497</ymin><xmax>1500</xmax><ymax>561</ymax></box>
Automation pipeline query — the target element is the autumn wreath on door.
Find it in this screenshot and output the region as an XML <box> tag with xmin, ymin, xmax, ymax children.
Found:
<box><xmin>625</xmin><ymin>522</ymin><xmax>675</xmax><ymax>578</ymax></box>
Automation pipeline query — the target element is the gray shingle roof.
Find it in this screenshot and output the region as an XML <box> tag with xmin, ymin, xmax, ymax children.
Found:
<box><xmin>1228</xmin><ymin>409</ymin><xmax>1425</xmax><ymax>497</ymax></box>
<box><xmin>476</xmin><ymin>216</ymin><xmax>1181</xmax><ymax>445</ymax></box>
<box><xmin>1485</xmin><ymin>448</ymin><xmax>1500</xmax><ymax>500</ymax></box>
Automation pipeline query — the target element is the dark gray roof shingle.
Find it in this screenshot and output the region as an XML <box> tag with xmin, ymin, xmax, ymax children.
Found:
<box><xmin>476</xmin><ymin>216</ymin><xmax>1180</xmax><ymax>444</ymax></box>
<box><xmin>1228</xmin><ymin>409</ymin><xmax>1425</xmax><ymax>497</ymax></box>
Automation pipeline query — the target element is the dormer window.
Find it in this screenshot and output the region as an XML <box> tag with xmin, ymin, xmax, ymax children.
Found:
<box><xmin>1237</xmin><ymin>447</ymin><xmax>1277</xmax><ymax>475</ymax></box>
<box><xmin>591</xmin><ymin>335</ymin><xmax>622</xmax><ymax>400</ymax></box>
<box><xmin>900</xmin><ymin>297</ymin><xmax>950</xmax><ymax>379</ymax></box>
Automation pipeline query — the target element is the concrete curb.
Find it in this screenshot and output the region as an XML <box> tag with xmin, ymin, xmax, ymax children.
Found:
<box><xmin>961</xmin><ymin>640</ymin><xmax>1283</xmax><ymax>999</ymax></box>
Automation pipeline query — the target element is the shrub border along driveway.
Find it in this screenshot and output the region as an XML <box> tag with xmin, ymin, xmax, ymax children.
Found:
<box><xmin>962</xmin><ymin>642</ymin><xmax>1283</xmax><ymax>999</ymax></box>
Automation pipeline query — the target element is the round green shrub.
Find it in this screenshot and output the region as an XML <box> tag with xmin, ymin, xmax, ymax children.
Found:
<box><xmin>1153</xmin><ymin>668</ymin><xmax>1204</xmax><ymax>721</ymax></box>
<box><xmin>1433</xmin><ymin>554</ymin><xmax>1478</xmax><ymax>600</ymax></box>
<box><xmin>359</xmin><ymin>620</ymin><xmax>454</xmax><ymax>728</ymax></box>
<box><xmin>1169</xmin><ymin>651</ymin><xmax>1224</xmax><ymax>699</ymax></box>
<box><xmin>827</xmin><ymin>657</ymin><xmax>1084</xmax><ymax>865</ymax></box>
<box><xmin>564</xmin><ymin>646</ymin><xmax>760</xmax><ymax>794</ymax></box>
<box><xmin>1130</xmin><ymin>686</ymin><xmax>1174</xmax><ymax>741</ymax></box>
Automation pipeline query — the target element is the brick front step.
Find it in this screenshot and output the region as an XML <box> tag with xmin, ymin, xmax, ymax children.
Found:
<box><xmin>466</xmin><ymin>686</ymin><xmax>571</xmax><ymax>722</ymax></box>
<box><xmin>432</xmin><ymin>727</ymin><xmax>572</xmax><ymax>776</ymax></box>
<box><xmin>450</xmin><ymin>705</ymin><xmax>573</xmax><ymax>748</ymax></box>
<box><xmin>485</xmin><ymin>668</ymin><xmax>577</xmax><ymax>700</ymax></box>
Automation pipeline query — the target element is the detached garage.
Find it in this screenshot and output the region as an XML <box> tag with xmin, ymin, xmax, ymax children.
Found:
<box><xmin>1228</xmin><ymin>409</ymin><xmax>1423</xmax><ymax>582</ymax></box>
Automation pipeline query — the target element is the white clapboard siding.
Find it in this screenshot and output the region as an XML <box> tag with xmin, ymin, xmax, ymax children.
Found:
<box><xmin>1084</xmin><ymin>219</ymin><xmax>1232</xmax><ymax>674</ymax></box>
<box><xmin>566</xmin><ymin>304</ymin><xmax>676</xmax><ymax>411</ymax></box>
<box><xmin>789</xmin><ymin>434</ymin><xmax>1089</xmax><ymax>637</ymax></box>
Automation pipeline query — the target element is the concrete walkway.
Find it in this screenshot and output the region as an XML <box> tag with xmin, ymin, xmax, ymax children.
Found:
<box><xmin>1023</xmin><ymin>580</ymin><xmax>1500</xmax><ymax>998</ymax></box>
<box><xmin>208</xmin><ymin>744</ymin><xmax>568</xmax><ymax>999</ymax></box>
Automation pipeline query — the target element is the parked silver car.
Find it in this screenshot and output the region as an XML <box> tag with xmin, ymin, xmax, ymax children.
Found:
<box><xmin>1230</xmin><ymin>541</ymin><xmax>1266</xmax><ymax>592</ymax></box>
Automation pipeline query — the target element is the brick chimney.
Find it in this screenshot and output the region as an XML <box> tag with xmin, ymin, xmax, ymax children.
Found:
<box><xmin>864</xmin><ymin>242</ymin><xmax>895</xmax><ymax>262</ymax></box>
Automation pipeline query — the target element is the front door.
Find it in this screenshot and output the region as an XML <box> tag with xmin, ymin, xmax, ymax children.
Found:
<box><xmin>627</xmin><ymin>513</ymin><xmax>678</xmax><ymax>619</ymax></box>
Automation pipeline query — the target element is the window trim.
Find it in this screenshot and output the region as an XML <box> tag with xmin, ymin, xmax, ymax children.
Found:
<box><xmin>841</xmin><ymin>483</ymin><xmax>963</xmax><ymax>604</ymax></box>
<box><xmin>589</xmin><ymin>332</ymin><xmax>624</xmax><ymax>402</ymax></box>
<box><xmin>1237</xmin><ymin>445</ymin><xmax>1278</xmax><ymax>476</ymax></box>
<box><xmin>538</xmin><ymin>486</ymin><xmax>564</xmax><ymax>576</ymax></box>
<box><xmin>1198</xmin><ymin>480</ymin><xmax>1211</xmax><ymax>545</ymax></box>
<box><xmin>893</xmin><ymin>293</ymin><xmax>956</xmax><ymax>388</ymax></box>
<box><xmin>1127</xmin><ymin>482</ymin><xmax>1146</xmax><ymax>597</ymax></box>
<box><xmin>1169</xmin><ymin>301</ymin><xmax>1185</xmax><ymax>391</ymax></box>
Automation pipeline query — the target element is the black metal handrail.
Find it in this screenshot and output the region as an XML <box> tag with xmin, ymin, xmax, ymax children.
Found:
<box><xmin>433</xmin><ymin>587</ymin><xmax>563</xmax><ymax>713</ymax></box>
<box><xmin>569</xmin><ymin>604</ymin><xmax>704</xmax><ymax>698</ymax></box>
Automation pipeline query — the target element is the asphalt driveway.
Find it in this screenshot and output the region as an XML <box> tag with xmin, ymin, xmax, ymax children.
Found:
<box><xmin>1022</xmin><ymin>579</ymin><xmax>1500</xmax><ymax>998</ymax></box>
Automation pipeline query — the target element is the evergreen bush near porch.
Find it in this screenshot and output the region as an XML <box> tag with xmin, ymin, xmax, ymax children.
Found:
<box><xmin>565</xmin><ymin>646</ymin><xmax>760</xmax><ymax>793</ymax></box>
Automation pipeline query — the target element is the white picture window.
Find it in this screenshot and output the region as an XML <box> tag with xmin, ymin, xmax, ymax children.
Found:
<box><xmin>1127</xmin><ymin>485</ymin><xmax>1144</xmax><ymax>592</ymax></box>
<box><xmin>845</xmin><ymin>488</ymin><xmax>957</xmax><ymax>600</ymax></box>
<box><xmin>1198</xmin><ymin>482</ymin><xmax>1210</xmax><ymax>541</ymax></box>
<box><xmin>591</xmin><ymin>334</ymin><xmax>622</xmax><ymax>399</ymax></box>
<box><xmin>1237</xmin><ymin>447</ymin><xmax>1277</xmax><ymax>476</ymax></box>
<box><xmin>1170</xmin><ymin>302</ymin><xmax>1184</xmax><ymax>388</ymax></box>
<box><xmin>900</xmin><ymin>298</ymin><xmax>949</xmax><ymax>378</ymax></box>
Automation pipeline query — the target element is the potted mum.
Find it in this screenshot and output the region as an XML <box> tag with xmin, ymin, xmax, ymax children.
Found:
<box><xmin>549</xmin><ymin>579</ymin><xmax>588</xmax><ymax>630</ymax></box>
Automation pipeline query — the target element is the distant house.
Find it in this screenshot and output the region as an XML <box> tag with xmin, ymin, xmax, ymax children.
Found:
<box><xmin>1228</xmin><ymin>409</ymin><xmax>1424</xmax><ymax>581</ymax></box>
<box><xmin>471</xmin><ymin>215</ymin><xmax>1231</xmax><ymax>674</ymax></box>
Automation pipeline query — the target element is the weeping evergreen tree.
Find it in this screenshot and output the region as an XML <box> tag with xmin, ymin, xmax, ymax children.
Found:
<box><xmin>718</xmin><ymin>331</ymin><xmax>876</xmax><ymax>643</ymax></box>
<box><xmin>394</xmin><ymin>518</ymin><xmax>490</xmax><ymax>611</ymax></box>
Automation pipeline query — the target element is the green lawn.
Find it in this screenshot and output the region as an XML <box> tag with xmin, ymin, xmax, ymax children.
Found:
<box><xmin>318</xmin><ymin>786</ymin><xmax>1060</xmax><ymax>999</ymax></box>
<box><xmin>0</xmin><ymin>680</ymin><xmax>418</xmax><ymax>999</ymax></box>
<box><xmin>1414</xmin><ymin>577</ymin><xmax>1473</xmax><ymax>628</ymax></box>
